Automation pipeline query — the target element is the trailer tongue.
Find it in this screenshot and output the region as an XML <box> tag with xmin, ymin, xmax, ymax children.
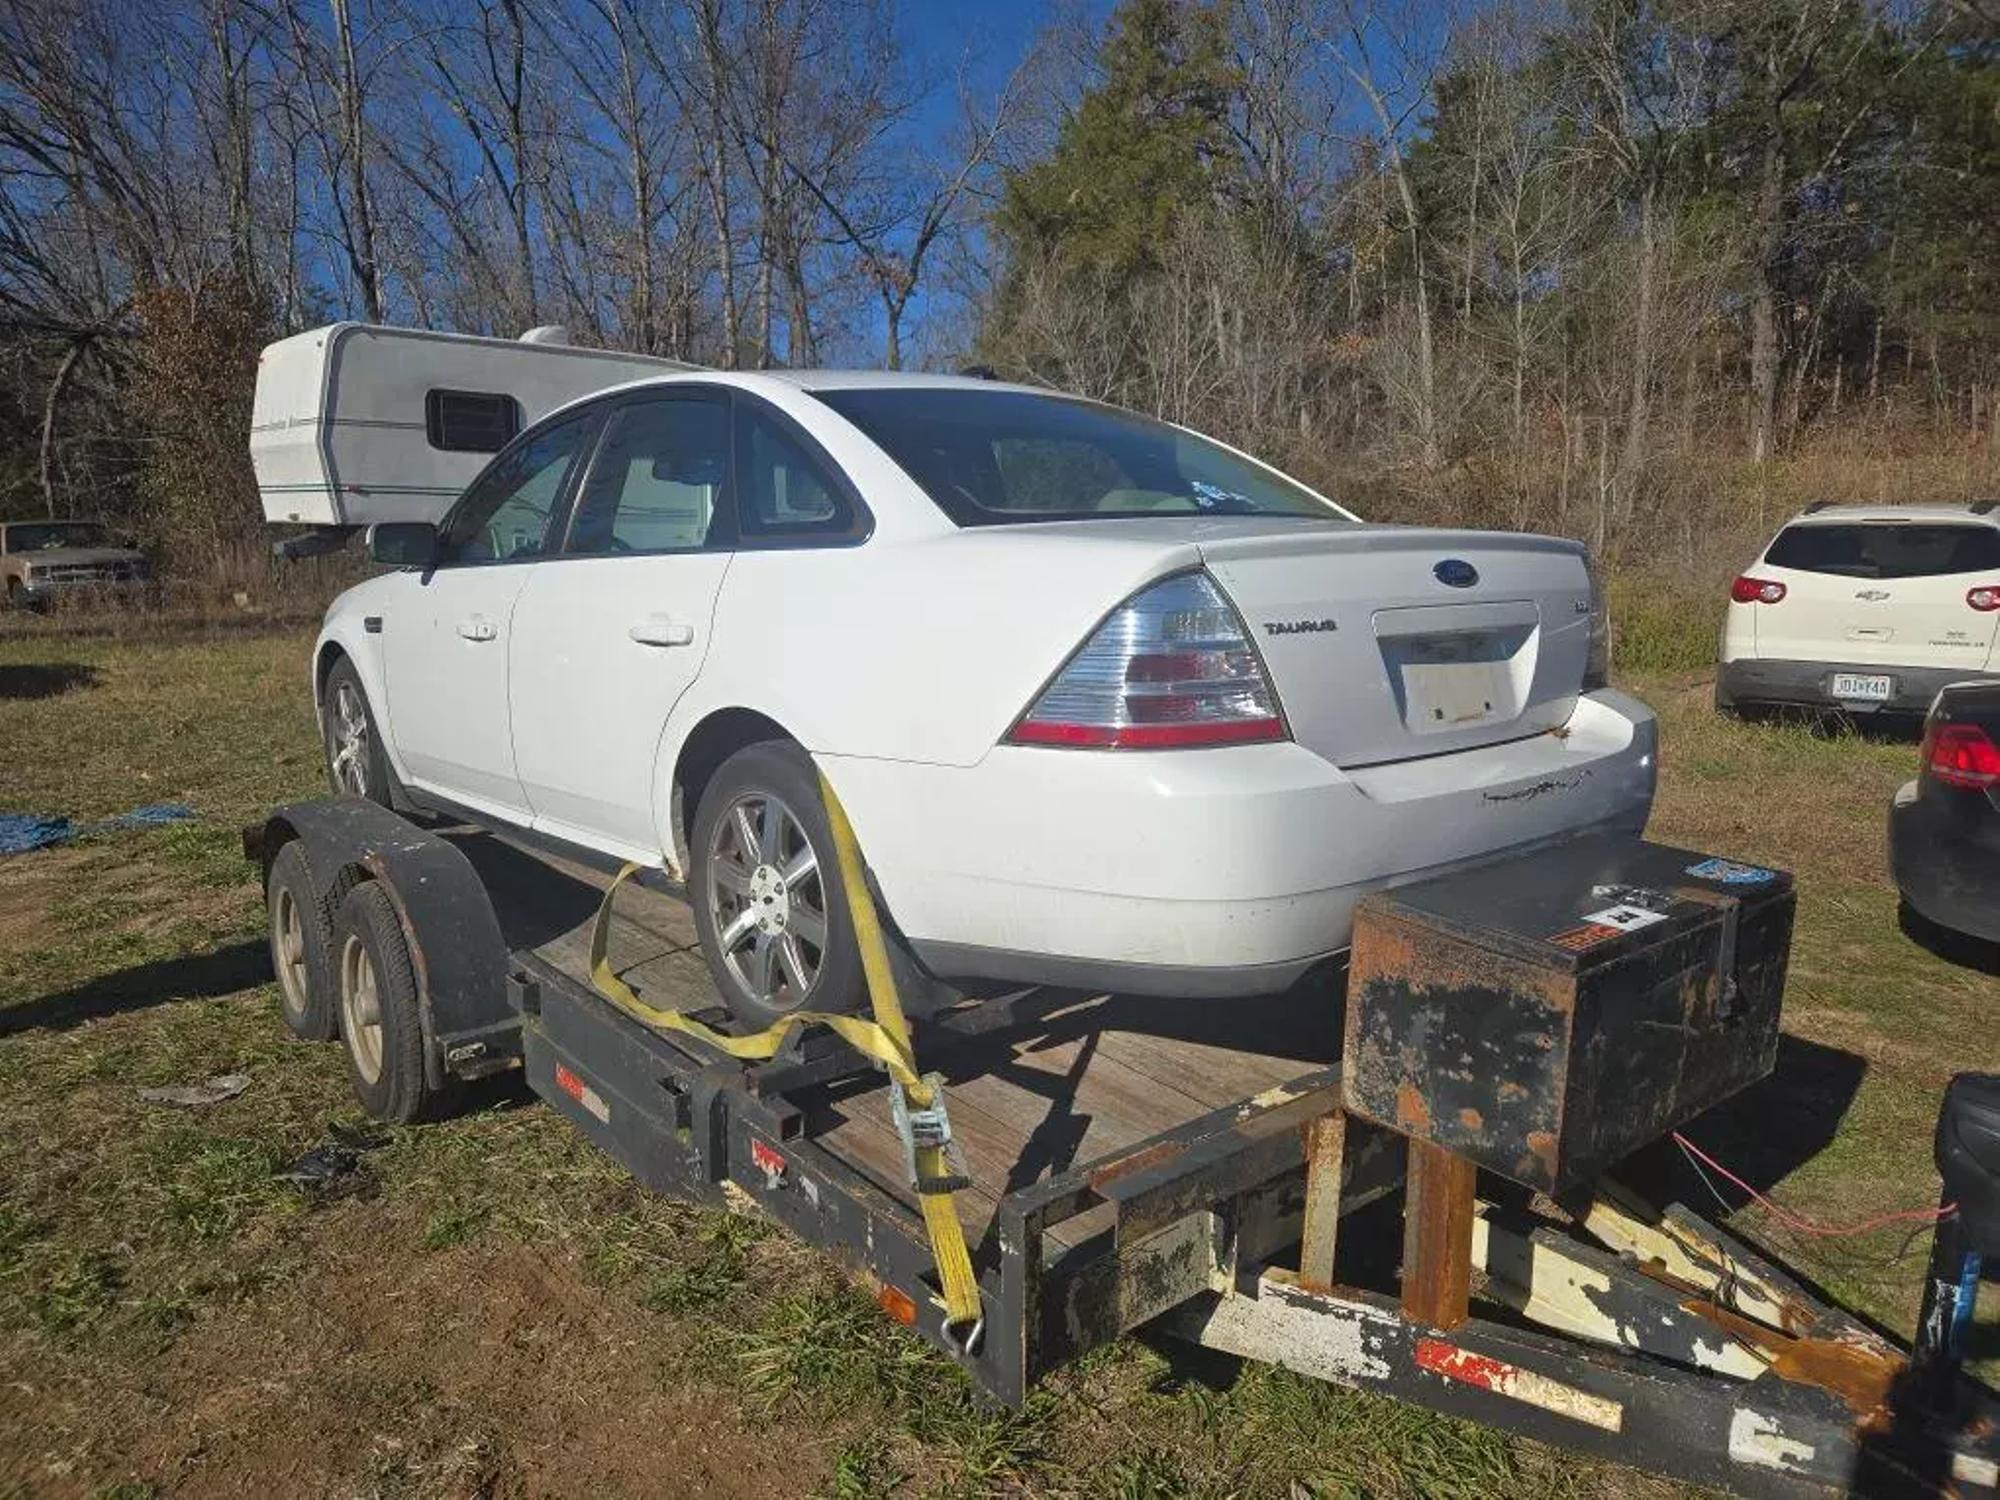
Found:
<box><xmin>246</xmin><ymin>798</ymin><xmax>2000</xmax><ymax>1497</ymax></box>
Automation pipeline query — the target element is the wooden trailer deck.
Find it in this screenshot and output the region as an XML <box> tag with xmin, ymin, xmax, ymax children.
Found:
<box><xmin>461</xmin><ymin>828</ymin><xmax>1345</xmax><ymax>1258</ymax></box>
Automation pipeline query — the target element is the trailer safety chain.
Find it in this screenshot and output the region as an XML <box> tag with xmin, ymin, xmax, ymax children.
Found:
<box><xmin>585</xmin><ymin>773</ymin><xmax>985</xmax><ymax>1355</ymax></box>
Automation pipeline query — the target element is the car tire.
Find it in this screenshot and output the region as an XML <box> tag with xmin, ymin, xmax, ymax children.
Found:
<box><xmin>266</xmin><ymin>841</ymin><xmax>341</xmax><ymax>1041</ymax></box>
<box><xmin>332</xmin><ymin>881</ymin><xmax>434</xmax><ymax>1123</ymax></box>
<box><xmin>321</xmin><ymin>657</ymin><xmax>397</xmax><ymax>808</ymax></box>
<box><xmin>689</xmin><ymin>740</ymin><xmax>865</xmax><ymax>1031</ymax></box>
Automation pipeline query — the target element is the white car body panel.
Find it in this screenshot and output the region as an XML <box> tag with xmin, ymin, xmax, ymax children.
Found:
<box><xmin>510</xmin><ymin>550</ymin><xmax>732</xmax><ymax>855</ymax></box>
<box><xmin>305</xmin><ymin>364</ymin><xmax>1659</xmax><ymax>996</ymax></box>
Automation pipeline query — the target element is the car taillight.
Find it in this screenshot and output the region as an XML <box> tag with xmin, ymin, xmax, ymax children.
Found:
<box><xmin>1007</xmin><ymin>570</ymin><xmax>1286</xmax><ymax>749</ymax></box>
<box><xmin>1967</xmin><ymin>585</ymin><xmax>2000</xmax><ymax>612</ymax></box>
<box><xmin>1922</xmin><ymin>720</ymin><xmax>2000</xmax><ymax>790</ymax></box>
<box><xmin>1730</xmin><ymin>576</ymin><xmax>1787</xmax><ymax>605</ymax></box>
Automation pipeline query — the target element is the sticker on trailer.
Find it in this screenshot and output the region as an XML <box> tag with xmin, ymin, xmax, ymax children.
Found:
<box><xmin>552</xmin><ymin>1062</ymin><xmax>611</xmax><ymax>1124</ymax></box>
<box><xmin>1413</xmin><ymin>1337</ymin><xmax>1624</xmax><ymax>1432</ymax></box>
<box><xmin>1685</xmin><ymin>857</ymin><xmax>1777</xmax><ymax>886</ymax></box>
<box><xmin>1580</xmin><ymin>903</ymin><xmax>1670</xmax><ymax>934</ymax></box>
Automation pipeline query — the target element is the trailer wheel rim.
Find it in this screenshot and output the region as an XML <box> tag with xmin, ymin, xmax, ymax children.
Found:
<box><xmin>272</xmin><ymin>884</ymin><xmax>310</xmax><ymax>1019</ymax></box>
<box><xmin>328</xmin><ymin>682</ymin><xmax>370</xmax><ymax>796</ymax></box>
<box><xmin>705</xmin><ymin>791</ymin><xmax>826</xmax><ymax>1010</ymax></box>
<box><xmin>339</xmin><ymin>932</ymin><xmax>385</xmax><ymax>1083</ymax></box>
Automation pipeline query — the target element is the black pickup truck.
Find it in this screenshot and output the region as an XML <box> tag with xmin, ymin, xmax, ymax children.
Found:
<box><xmin>1892</xmin><ymin>680</ymin><xmax>2000</xmax><ymax>946</ymax></box>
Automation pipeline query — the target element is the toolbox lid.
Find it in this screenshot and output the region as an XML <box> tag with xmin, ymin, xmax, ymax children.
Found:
<box><xmin>1357</xmin><ymin>836</ymin><xmax>1793</xmax><ymax>973</ymax></box>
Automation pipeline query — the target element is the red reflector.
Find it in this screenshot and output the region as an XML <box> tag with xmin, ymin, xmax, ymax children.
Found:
<box><xmin>553</xmin><ymin>1063</ymin><xmax>586</xmax><ymax>1102</ymax></box>
<box><xmin>1730</xmin><ymin>575</ymin><xmax>1786</xmax><ymax>605</ymax></box>
<box><xmin>876</xmin><ymin>1284</ymin><xmax>918</xmax><ymax>1326</ymax></box>
<box><xmin>1924</xmin><ymin>721</ymin><xmax>2000</xmax><ymax>789</ymax></box>
<box><xmin>1008</xmin><ymin>716</ymin><xmax>1287</xmax><ymax>749</ymax></box>
<box><xmin>1968</xmin><ymin>585</ymin><xmax>2000</xmax><ymax>612</ymax></box>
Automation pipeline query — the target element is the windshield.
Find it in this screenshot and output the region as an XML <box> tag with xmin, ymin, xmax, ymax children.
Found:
<box><xmin>6</xmin><ymin>521</ymin><xmax>108</xmax><ymax>551</ymax></box>
<box><xmin>814</xmin><ymin>387</ymin><xmax>1348</xmax><ymax>526</ymax></box>
<box><xmin>1764</xmin><ymin>522</ymin><xmax>2000</xmax><ymax>580</ymax></box>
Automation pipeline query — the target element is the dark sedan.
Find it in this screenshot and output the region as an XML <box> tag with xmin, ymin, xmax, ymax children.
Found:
<box><xmin>1891</xmin><ymin>681</ymin><xmax>2000</xmax><ymax>945</ymax></box>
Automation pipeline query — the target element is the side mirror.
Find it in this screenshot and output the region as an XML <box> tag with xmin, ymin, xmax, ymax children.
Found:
<box><xmin>368</xmin><ymin>522</ymin><xmax>439</xmax><ymax>568</ymax></box>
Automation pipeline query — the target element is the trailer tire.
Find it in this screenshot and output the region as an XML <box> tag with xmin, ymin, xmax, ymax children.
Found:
<box><xmin>332</xmin><ymin>881</ymin><xmax>432</xmax><ymax>1122</ymax></box>
<box><xmin>690</xmin><ymin>740</ymin><xmax>864</xmax><ymax>1030</ymax></box>
<box><xmin>266</xmin><ymin>841</ymin><xmax>338</xmax><ymax>1041</ymax></box>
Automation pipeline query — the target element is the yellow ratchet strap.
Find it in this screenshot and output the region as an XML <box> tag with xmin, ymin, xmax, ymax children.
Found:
<box><xmin>586</xmin><ymin>772</ymin><xmax>983</xmax><ymax>1349</ymax></box>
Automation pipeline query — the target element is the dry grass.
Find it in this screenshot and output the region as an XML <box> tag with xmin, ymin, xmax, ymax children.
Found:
<box><xmin>0</xmin><ymin>623</ymin><xmax>1992</xmax><ymax>1496</ymax></box>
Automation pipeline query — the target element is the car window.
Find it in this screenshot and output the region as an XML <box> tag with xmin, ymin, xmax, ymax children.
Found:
<box><xmin>1765</xmin><ymin>523</ymin><xmax>2000</xmax><ymax>580</ymax></box>
<box><xmin>735</xmin><ymin>404</ymin><xmax>860</xmax><ymax>542</ymax></box>
<box><xmin>565</xmin><ymin>398</ymin><xmax>730</xmax><ymax>556</ymax></box>
<box><xmin>439</xmin><ymin>414</ymin><xmax>595</xmax><ymax>564</ymax></box>
<box><xmin>815</xmin><ymin>386</ymin><xmax>1347</xmax><ymax>526</ymax></box>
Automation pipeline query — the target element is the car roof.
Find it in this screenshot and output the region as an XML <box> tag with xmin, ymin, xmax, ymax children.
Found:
<box><xmin>1783</xmin><ymin>502</ymin><xmax>1999</xmax><ymax>527</ymax></box>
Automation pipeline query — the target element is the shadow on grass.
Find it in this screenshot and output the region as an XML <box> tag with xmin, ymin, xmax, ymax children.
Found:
<box><xmin>0</xmin><ymin>661</ymin><xmax>98</xmax><ymax>699</ymax></box>
<box><xmin>1620</xmin><ymin>1031</ymin><xmax>1870</xmax><ymax>1202</ymax></box>
<box><xmin>0</xmin><ymin>938</ymin><xmax>270</xmax><ymax>1036</ymax></box>
<box><xmin>1899</xmin><ymin>902</ymin><xmax>2000</xmax><ymax>978</ymax></box>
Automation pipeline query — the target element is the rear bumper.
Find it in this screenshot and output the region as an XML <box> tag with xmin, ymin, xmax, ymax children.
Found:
<box><xmin>1718</xmin><ymin>657</ymin><xmax>2000</xmax><ymax>716</ymax></box>
<box><xmin>823</xmin><ymin>690</ymin><xmax>1657</xmax><ymax>997</ymax></box>
<box><xmin>1890</xmin><ymin>779</ymin><xmax>2000</xmax><ymax>944</ymax></box>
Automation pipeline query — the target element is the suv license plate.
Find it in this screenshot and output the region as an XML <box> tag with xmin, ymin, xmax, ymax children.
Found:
<box><xmin>1831</xmin><ymin>672</ymin><xmax>1893</xmax><ymax>702</ymax></box>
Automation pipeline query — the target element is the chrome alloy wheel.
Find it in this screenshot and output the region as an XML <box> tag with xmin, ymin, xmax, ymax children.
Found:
<box><xmin>339</xmin><ymin>932</ymin><xmax>385</xmax><ymax>1084</ymax></box>
<box><xmin>705</xmin><ymin>791</ymin><xmax>828</xmax><ymax>1010</ymax></box>
<box><xmin>327</xmin><ymin>681</ymin><xmax>371</xmax><ymax>795</ymax></box>
<box><xmin>272</xmin><ymin>883</ymin><xmax>310</xmax><ymax>1017</ymax></box>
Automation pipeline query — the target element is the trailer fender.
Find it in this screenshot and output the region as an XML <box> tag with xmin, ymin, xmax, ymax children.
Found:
<box><xmin>244</xmin><ymin>799</ymin><xmax>517</xmax><ymax>1086</ymax></box>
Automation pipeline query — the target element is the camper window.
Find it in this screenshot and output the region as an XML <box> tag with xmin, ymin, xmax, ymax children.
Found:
<box><xmin>426</xmin><ymin>389</ymin><xmax>522</xmax><ymax>454</ymax></box>
<box><xmin>565</xmin><ymin>396</ymin><xmax>729</xmax><ymax>555</ymax></box>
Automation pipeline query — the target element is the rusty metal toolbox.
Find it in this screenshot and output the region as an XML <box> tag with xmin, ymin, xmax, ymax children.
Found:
<box><xmin>1343</xmin><ymin>836</ymin><xmax>1794</xmax><ymax>1192</ymax></box>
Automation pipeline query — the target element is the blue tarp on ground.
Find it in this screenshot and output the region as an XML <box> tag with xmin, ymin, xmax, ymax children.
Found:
<box><xmin>0</xmin><ymin>802</ymin><xmax>195</xmax><ymax>855</ymax></box>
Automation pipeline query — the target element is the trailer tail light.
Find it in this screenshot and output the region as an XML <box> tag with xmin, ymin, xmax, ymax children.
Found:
<box><xmin>1967</xmin><ymin>585</ymin><xmax>2000</xmax><ymax>612</ymax></box>
<box><xmin>1923</xmin><ymin>721</ymin><xmax>2000</xmax><ymax>790</ymax></box>
<box><xmin>1730</xmin><ymin>576</ymin><xmax>1787</xmax><ymax>605</ymax></box>
<box><xmin>1007</xmin><ymin>570</ymin><xmax>1286</xmax><ymax>749</ymax></box>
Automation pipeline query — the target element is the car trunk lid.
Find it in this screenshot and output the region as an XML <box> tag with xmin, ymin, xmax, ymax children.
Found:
<box><xmin>1197</xmin><ymin>525</ymin><xmax>1594</xmax><ymax>768</ymax></box>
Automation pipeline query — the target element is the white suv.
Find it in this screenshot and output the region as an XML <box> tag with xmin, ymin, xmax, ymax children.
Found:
<box><xmin>1718</xmin><ymin>503</ymin><xmax>2000</xmax><ymax>717</ymax></box>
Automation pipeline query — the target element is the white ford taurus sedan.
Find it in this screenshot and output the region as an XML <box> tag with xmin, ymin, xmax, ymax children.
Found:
<box><xmin>312</xmin><ymin>371</ymin><xmax>1657</xmax><ymax>1025</ymax></box>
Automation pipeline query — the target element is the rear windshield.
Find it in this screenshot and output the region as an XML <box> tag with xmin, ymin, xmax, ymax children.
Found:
<box><xmin>814</xmin><ymin>387</ymin><xmax>1346</xmax><ymax>526</ymax></box>
<box><xmin>1764</xmin><ymin>522</ymin><xmax>2000</xmax><ymax>579</ymax></box>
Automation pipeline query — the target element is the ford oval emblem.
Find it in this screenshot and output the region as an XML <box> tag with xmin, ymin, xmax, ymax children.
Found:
<box><xmin>1433</xmin><ymin>558</ymin><xmax>1479</xmax><ymax>589</ymax></box>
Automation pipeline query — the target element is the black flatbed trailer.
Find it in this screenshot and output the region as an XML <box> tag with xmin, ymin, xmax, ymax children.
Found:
<box><xmin>246</xmin><ymin>796</ymin><xmax>2000</xmax><ymax>1498</ymax></box>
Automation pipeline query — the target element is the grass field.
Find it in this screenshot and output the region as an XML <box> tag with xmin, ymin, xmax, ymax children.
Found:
<box><xmin>1</xmin><ymin>624</ymin><xmax>1994</xmax><ymax>1499</ymax></box>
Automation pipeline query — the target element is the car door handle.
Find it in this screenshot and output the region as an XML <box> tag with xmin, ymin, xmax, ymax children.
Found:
<box><xmin>629</xmin><ymin>616</ymin><xmax>696</xmax><ymax>648</ymax></box>
<box><xmin>457</xmin><ymin>616</ymin><xmax>498</xmax><ymax>642</ymax></box>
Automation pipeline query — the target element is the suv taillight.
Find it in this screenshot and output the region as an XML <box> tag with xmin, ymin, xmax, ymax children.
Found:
<box><xmin>1007</xmin><ymin>571</ymin><xmax>1286</xmax><ymax>749</ymax></box>
<box><xmin>1967</xmin><ymin>585</ymin><xmax>2000</xmax><ymax>612</ymax></box>
<box><xmin>1731</xmin><ymin>575</ymin><xmax>1787</xmax><ymax>605</ymax></box>
<box><xmin>1922</xmin><ymin>720</ymin><xmax>2000</xmax><ymax>790</ymax></box>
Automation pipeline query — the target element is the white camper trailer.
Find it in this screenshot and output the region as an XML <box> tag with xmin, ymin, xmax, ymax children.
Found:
<box><xmin>250</xmin><ymin>323</ymin><xmax>696</xmax><ymax>531</ymax></box>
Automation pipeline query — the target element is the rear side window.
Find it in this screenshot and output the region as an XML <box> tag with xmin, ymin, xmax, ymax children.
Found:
<box><xmin>734</xmin><ymin>404</ymin><xmax>865</xmax><ymax>544</ymax></box>
<box><xmin>1764</xmin><ymin>523</ymin><xmax>2000</xmax><ymax>579</ymax></box>
<box><xmin>426</xmin><ymin>389</ymin><xmax>522</xmax><ymax>453</ymax></box>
